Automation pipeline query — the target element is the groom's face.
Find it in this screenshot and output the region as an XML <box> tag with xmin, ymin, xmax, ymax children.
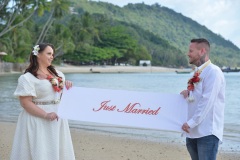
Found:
<box><xmin>187</xmin><ymin>42</ymin><xmax>202</xmax><ymax>66</ymax></box>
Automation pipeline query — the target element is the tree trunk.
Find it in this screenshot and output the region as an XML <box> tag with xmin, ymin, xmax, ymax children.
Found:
<box><xmin>0</xmin><ymin>6</ymin><xmax>35</xmax><ymax>37</ymax></box>
<box><xmin>35</xmin><ymin>9</ymin><xmax>55</xmax><ymax>44</ymax></box>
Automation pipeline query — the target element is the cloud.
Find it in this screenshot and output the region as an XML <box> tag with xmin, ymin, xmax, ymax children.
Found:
<box><xmin>173</xmin><ymin>0</ymin><xmax>240</xmax><ymax>47</ymax></box>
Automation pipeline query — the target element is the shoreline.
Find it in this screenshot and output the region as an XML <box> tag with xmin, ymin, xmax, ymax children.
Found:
<box><xmin>1</xmin><ymin>121</ymin><xmax>239</xmax><ymax>160</ymax></box>
<box><xmin>0</xmin><ymin>65</ymin><xmax>193</xmax><ymax>75</ymax></box>
<box><xmin>55</xmin><ymin>65</ymin><xmax>188</xmax><ymax>73</ymax></box>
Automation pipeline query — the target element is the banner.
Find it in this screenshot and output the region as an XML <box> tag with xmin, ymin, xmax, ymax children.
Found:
<box><xmin>58</xmin><ymin>87</ymin><xmax>187</xmax><ymax>132</ymax></box>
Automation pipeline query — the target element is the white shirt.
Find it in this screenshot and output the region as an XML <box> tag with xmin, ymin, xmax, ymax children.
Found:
<box><xmin>186</xmin><ymin>62</ymin><xmax>226</xmax><ymax>141</ymax></box>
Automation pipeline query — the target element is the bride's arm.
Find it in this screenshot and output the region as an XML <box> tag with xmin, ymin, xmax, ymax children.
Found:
<box><xmin>19</xmin><ymin>96</ymin><xmax>58</xmax><ymax>121</ymax></box>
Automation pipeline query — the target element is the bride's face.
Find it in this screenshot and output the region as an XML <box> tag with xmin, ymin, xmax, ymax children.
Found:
<box><xmin>37</xmin><ymin>46</ymin><xmax>54</xmax><ymax>67</ymax></box>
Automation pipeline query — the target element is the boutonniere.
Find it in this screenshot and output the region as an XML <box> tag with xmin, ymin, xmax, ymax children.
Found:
<box><xmin>187</xmin><ymin>72</ymin><xmax>201</xmax><ymax>102</ymax></box>
<box><xmin>187</xmin><ymin>72</ymin><xmax>201</xmax><ymax>91</ymax></box>
<box><xmin>46</xmin><ymin>75</ymin><xmax>64</xmax><ymax>92</ymax></box>
<box><xmin>186</xmin><ymin>59</ymin><xmax>211</xmax><ymax>102</ymax></box>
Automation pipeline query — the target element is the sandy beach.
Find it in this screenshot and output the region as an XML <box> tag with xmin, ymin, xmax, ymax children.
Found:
<box><xmin>55</xmin><ymin>65</ymin><xmax>183</xmax><ymax>73</ymax></box>
<box><xmin>0</xmin><ymin>64</ymin><xmax>192</xmax><ymax>75</ymax></box>
<box><xmin>1</xmin><ymin>122</ymin><xmax>239</xmax><ymax>160</ymax></box>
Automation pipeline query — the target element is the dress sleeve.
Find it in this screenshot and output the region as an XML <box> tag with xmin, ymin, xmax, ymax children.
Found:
<box><xmin>14</xmin><ymin>74</ymin><xmax>37</xmax><ymax>98</ymax></box>
<box><xmin>57</xmin><ymin>70</ymin><xmax>65</xmax><ymax>81</ymax></box>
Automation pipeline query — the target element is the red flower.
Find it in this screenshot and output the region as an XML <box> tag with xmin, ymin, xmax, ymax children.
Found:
<box><xmin>46</xmin><ymin>75</ymin><xmax>63</xmax><ymax>92</ymax></box>
<box><xmin>187</xmin><ymin>72</ymin><xmax>200</xmax><ymax>91</ymax></box>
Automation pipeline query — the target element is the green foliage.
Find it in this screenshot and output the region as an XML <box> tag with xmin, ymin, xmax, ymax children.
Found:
<box><xmin>2</xmin><ymin>55</ymin><xmax>15</xmax><ymax>62</ymax></box>
<box><xmin>1</xmin><ymin>0</ymin><xmax>239</xmax><ymax>67</ymax></box>
<box><xmin>74</xmin><ymin>0</ymin><xmax>240</xmax><ymax>67</ymax></box>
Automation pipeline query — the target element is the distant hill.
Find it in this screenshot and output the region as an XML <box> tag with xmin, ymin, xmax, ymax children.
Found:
<box><xmin>70</xmin><ymin>0</ymin><xmax>240</xmax><ymax>67</ymax></box>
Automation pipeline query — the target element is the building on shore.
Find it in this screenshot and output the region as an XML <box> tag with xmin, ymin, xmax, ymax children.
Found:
<box><xmin>139</xmin><ymin>60</ymin><xmax>151</xmax><ymax>66</ymax></box>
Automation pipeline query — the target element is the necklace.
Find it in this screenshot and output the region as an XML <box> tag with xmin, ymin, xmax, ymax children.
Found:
<box><xmin>196</xmin><ymin>60</ymin><xmax>211</xmax><ymax>74</ymax></box>
<box><xmin>187</xmin><ymin>60</ymin><xmax>211</xmax><ymax>91</ymax></box>
<box><xmin>39</xmin><ymin>68</ymin><xmax>64</xmax><ymax>92</ymax></box>
<box><xmin>187</xmin><ymin>60</ymin><xmax>211</xmax><ymax>102</ymax></box>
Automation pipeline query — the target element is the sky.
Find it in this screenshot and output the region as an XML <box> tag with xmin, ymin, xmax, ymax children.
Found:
<box><xmin>92</xmin><ymin>0</ymin><xmax>240</xmax><ymax>48</ymax></box>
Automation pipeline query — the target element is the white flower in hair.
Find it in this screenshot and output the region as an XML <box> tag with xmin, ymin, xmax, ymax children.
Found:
<box><xmin>32</xmin><ymin>45</ymin><xmax>40</xmax><ymax>56</ymax></box>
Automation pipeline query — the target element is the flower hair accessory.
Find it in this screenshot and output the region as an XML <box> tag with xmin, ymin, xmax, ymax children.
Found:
<box><xmin>32</xmin><ymin>45</ymin><xmax>40</xmax><ymax>56</ymax></box>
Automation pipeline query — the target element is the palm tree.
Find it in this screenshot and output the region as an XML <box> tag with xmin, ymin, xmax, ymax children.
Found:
<box><xmin>0</xmin><ymin>0</ymin><xmax>8</xmax><ymax>11</ymax></box>
<box><xmin>35</xmin><ymin>0</ymin><xmax>70</xmax><ymax>44</ymax></box>
<box><xmin>0</xmin><ymin>0</ymin><xmax>50</xmax><ymax>37</ymax></box>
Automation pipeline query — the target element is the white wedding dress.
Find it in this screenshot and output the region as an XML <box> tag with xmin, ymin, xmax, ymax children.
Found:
<box><xmin>10</xmin><ymin>71</ymin><xmax>75</xmax><ymax>160</ymax></box>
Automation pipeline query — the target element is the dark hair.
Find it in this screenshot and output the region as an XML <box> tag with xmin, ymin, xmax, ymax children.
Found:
<box><xmin>24</xmin><ymin>43</ymin><xmax>60</xmax><ymax>78</ymax></box>
<box><xmin>191</xmin><ymin>38</ymin><xmax>210</xmax><ymax>48</ymax></box>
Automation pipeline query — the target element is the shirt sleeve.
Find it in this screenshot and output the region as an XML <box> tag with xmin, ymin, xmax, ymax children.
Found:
<box><xmin>187</xmin><ymin>68</ymin><xmax>224</xmax><ymax>128</ymax></box>
<box><xmin>13</xmin><ymin>74</ymin><xmax>37</xmax><ymax>98</ymax></box>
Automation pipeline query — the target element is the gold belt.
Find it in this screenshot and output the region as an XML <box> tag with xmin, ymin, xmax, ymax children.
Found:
<box><xmin>32</xmin><ymin>100</ymin><xmax>60</xmax><ymax>105</ymax></box>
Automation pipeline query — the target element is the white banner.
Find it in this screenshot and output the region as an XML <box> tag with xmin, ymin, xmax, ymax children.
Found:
<box><xmin>58</xmin><ymin>87</ymin><xmax>187</xmax><ymax>132</ymax></box>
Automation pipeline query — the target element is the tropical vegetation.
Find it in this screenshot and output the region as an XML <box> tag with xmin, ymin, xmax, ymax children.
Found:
<box><xmin>0</xmin><ymin>0</ymin><xmax>239</xmax><ymax>67</ymax></box>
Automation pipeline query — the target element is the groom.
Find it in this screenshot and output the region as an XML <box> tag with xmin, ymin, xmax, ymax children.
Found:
<box><xmin>180</xmin><ymin>38</ymin><xmax>225</xmax><ymax>160</ymax></box>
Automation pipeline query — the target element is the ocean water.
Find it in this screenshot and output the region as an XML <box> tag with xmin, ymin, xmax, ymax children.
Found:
<box><xmin>0</xmin><ymin>72</ymin><xmax>239</xmax><ymax>152</ymax></box>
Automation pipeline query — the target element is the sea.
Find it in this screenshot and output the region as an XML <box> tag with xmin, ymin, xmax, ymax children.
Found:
<box><xmin>0</xmin><ymin>72</ymin><xmax>239</xmax><ymax>153</ymax></box>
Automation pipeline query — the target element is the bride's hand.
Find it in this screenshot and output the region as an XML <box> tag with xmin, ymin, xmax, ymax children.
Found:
<box><xmin>65</xmin><ymin>80</ymin><xmax>73</xmax><ymax>90</ymax></box>
<box><xmin>180</xmin><ymin>90</ymin><xmax>189</xmax><ymax>98</ymax></box>
<box><xmin>44</xmin><ymin>112</ymin><xmax>59</xmax><ymax>121</ymax></box>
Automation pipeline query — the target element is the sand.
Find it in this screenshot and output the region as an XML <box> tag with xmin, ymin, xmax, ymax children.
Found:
<box><xmin>0</xmin><ymin>64</ymin><xmax>192</xmax><ymax>75</ymax></box>
<box><xmin>55</xmin><ymin>65</ymin><xmax>182</xmax><ymax>73</ymax></box>
<box><xmin>1</xmin><ymin>122</ymin><xmax>239</xmax><ymax>160</ymax></box>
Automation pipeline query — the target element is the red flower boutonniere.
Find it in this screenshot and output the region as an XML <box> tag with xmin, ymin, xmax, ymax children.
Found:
<box><xmin>46</xmin><ymin>75</ymin><xmax>64</xmax><ymax>92</ymax></box>
<box><xmin>186</xmin><ymin>60</ymin><xmax>211</xmax><ymax>102</ymax></box>
<box><xmin>187</xmin><ymin>72</ymin><xmax>201</xmax><ymax>91</ymax></box>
